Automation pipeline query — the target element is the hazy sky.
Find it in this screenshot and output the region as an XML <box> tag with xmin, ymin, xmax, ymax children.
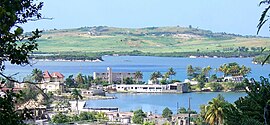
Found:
<box><xmin>23</xmin><ymin>0</ymin><xmax>269</xmax><ymax>36</ymax></box>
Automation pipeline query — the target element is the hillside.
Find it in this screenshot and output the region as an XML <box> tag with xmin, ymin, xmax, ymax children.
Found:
<box><xmin>34</xmin><ymin>26</ymin><xmax>270</xmax><ymax>59</ymax></box>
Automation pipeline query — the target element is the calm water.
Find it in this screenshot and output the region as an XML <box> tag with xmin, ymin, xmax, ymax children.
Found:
<box><xmin>4</xmin><ymin>56</ymin><xmax>269</xmax><ymax>113</ymax></box>
<box><xmin>86</xmin><ymin>92</ymin><xmax>246</xmax><ymax>114</ymax></box>
<box><xmin>4</xmin><ymin>56</ymin><xmax>270</xmax><ymax>81</ymax></box>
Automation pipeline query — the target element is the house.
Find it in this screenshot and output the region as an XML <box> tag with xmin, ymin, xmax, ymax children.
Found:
<box><xmin>40</xmin><ymin>70</ymin><xmax>65</xmax><ymax>93</ymax></box>
<box><xmin>223</xmin><ymin>76</ymin><xmax>244</xmax><ymax>83</ymax></box>
<box><xmin>93</xmin><ymin>67</ymin><xmax>142</xmax><ymax>84</ymax></box>
<box><xmin>106</xmin><ymin>112</ymin><xmax>133</xmax><ymax>124</ymax></box>
<box><xmin>172</xmin><ymin>114</ymin><xmax>198</xmax><ymax>125</ymax></box>
<box><xmin>144</xmin><ymin>114</ymin><xmax>169</xmax><ymax>125</ymax></box>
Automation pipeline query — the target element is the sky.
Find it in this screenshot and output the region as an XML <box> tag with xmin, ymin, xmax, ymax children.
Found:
<box><xmin>23</xmin><ymin>0</ymin><xmax>270</xmax><ymax>36</ymax></box>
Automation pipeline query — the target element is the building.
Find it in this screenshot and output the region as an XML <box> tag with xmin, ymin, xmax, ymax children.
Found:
<box><xmin>112</xmin><ymin>82</ymin><xmax>188</xmax><ymax>93</ymax></box>
<box><xmin>223</xmin><ymin>76</ymin><xmax>244</xmax><ymax>83</ymax></box>
<box><xmin>40</xmin><ymin>70</ymin><xmax>65</xmax><ymax>93</ymax></box>
<box><xmin>93</xmin><ymin>67</ymin><xmax>142</xmax><ymax>84</ymax></box>
<box><xmin>106</xmin><ymin>112</ymin><xmax>133</xmax><ymax>124</ymax></box>
<box><xmin>81</xmin><ymin>88</ymin><xmax>105</xmax><ymax>96</ymax></box>
<box><xmin>172</xmin><ymin>114</ymin><xmax>198</xmax><ymax>125</ymax></box>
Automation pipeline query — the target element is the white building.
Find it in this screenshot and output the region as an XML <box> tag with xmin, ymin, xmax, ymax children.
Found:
<box><xmin>93</xmin><ymin>67</ymin><xmax>142</xmax><ymax>84</ymax></box>
<box><xmin>112</xmin><ymin>82</ymin><xmax>188</xmax><ymax>93</ymax></box>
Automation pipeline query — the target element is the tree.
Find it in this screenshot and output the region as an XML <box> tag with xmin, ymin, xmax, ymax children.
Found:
<box><xmin>162</xmin><ymin>107</ymin><xmax>173</xmax><ymax>120</ymax></box>
<box><xmin>187</xmin><ymin>65</ymin><xmax>195</xmax><ymax>79</ymax></box>
<box><xmin>167</xmin><ymin>67</ymin><xmax>176</xmax><ymax>81</ymax></box>
<box><xmin>134</xmin><ymin>71</ymin><xmax>143</xmax><ymax>84</ymax></box>
<box><xmin>224</xmin><ymin>76</ymin><xmax>270</xmax><ymax>124</ymax></box>
<box><xmin>71</xmin><ymin>89</ymin><xmax>83</xmax><ymax>114</ymax></box>
<box><xmin>75</xmin><ymin>73</ymin><xmax>84</xmax><ymax>84</ymax></box>
<box><xmin>51</xmin><ymin>113</ymin><xmax>71</xmax><ymax>124</ymax></box>
<box><xmin>0</xmin><ymin>0</ymin><xmax>43</xmax><ymax>123</ymax></box>
<box><xmin>132</xmin><ymin>109</ymin><xmax>146</xmax><ymax>124</ymax></box>
<box><xmin>150</xmin><ymin>71</ymin><xmax>162</xmax><ymax>84</ymax></box>
<box><xmin>204</xmin><ymin>94</ymin><xmax>230</xmax><ymax>125</ymax></box>
<box><xmin>31</xmin><ymin>68</ymin><xmax>43</xmax><ymax>83</ymax></box>
<box><xmin>65</xmin><ymin>75</ymin><xmax>75</xmax><ymax>87</ymax></box>
<box><xmin>218</xmin><ymin>63</ymin><xmax>250</xmax><ymax>77</ymax></box>
<box><xmin>79</xmin><ymin>111</ymin><xmax>96</xmax><ymax>121</ymax></box>
<box><xmin>0</xmin><ymin>0</ymin><xmax>43</xmax><ymax>71</ymax></box>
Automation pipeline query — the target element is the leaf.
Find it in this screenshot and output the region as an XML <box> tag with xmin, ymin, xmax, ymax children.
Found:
<box><xmin>257</xmin><ymin>5</ymin><xmax>270</xmax><ymax>34</ymax></box>
<box><xmin>14</xmin><ymin>27</ymin><xmax>24</xmax><ymax>35</ymax></box>
<box><xmin>262</xmin><ymin>54</ymin><xmax>270</xmax><ymax>65</ymax></box>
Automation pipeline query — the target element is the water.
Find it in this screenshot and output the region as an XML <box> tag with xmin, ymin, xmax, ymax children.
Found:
<box><xmin>4</xmin><ymin>56</ymin><xmax>269</xmax><ymax>114</ymax></box>
<box><xmin>4</xmin><ymin>56</ymin><xmax>270</xmax><ymax>81</ymax></box>
<box><xmin>86</xmin><ymin>92</ymin><xmax>246</xmax><ymax>114</ymax></box>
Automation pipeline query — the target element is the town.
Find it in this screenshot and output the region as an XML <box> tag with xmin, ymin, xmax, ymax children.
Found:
<box><xmin>0</xmin><ymin>62</ymin><xmax>250</xmax><ymax>125</ymax></box>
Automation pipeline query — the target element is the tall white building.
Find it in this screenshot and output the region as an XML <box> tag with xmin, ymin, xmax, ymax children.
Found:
<box><xmin>93</xmin><ymin>67</ymin><xmax>142</xmax><ymax>84</ymax></box>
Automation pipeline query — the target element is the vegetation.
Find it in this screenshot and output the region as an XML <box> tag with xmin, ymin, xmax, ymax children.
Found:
<box><xmin>218</xmin><ymin>62</ymin><xmax>251</xmax><ymax>77</ymax></box>
<box><xmin>186</xmin><ymin>63</ymin><xmax>250</xmax><ymax>92</ymax></box>
<box><xmin>0</xmin><ymin>0</ymin><xmax>44</xmax><ymax>124</ymax></box>
<box><xmin>178</xmin><ymin>107</ymin><xmax>197</xmax><ymax>114</ymax></box>
<box><xmin>253</xmin><ymin>55</ymin><xmax>270</xmax><ymax>64</ymax></box>
<box><xmin>162</xmin><ymin>107</ymin><xmax>173</xmax><ymax>120</ymax></box>
<box><xmin>204</xmin><ymin>95</ymin><xmax>231</xmax><ymax>125</ymax></box>
<box><xmin>150</xmin><ymin>71</ymin><xmax>162</xmax><ymax>84</ymax></box>
<box><xmin>31</xmin><ymin>26</ymin><xmax>270</xmax><ymax>60</ymax></box>
<box><xmin>51</xmin><ymin>111</ymin><xmax>108</xmax><ymax>124</ymax></box>
<box><xmin>71</xmin><ymin>89</ymin><xmax>83</xmax><ymax>114</ymax></box>
<box><xmin>132</xmin><ymin>109</ymin><xmax>147</xmax><ymax>124</ymax></box>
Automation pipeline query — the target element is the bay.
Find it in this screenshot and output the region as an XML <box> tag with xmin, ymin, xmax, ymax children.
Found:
<box><xmin>4</xmin><ymin>56</ymin><xmax>270</xmax><ymax>81</ymax></box>
<box><xmin>86</xmin><ymin>92</ymin><xmax>246</xmax><ymax>114</ymax></box>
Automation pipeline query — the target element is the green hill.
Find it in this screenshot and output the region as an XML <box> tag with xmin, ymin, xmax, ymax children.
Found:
<box><xmin>34</xmin><ymin>26</ymin><xmax>270</xmax><ymax>59</ymax></box>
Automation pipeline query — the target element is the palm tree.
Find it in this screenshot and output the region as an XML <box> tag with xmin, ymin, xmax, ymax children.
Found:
<box><xmin>150</xmin><ymin>72</ymin><xmax>162</xmax><ymax>84</ymax></box>
<box><xmin>134</xmin><ymin>71</ymin><xmax>143</xmax><ymax>84</ymax></box>
<box><xmin>75</xmin><ymin>73</ymin><xmax>84</xmax><ymax>84</ymax></box>
<box><xmin>187</xmin><ymin>65</ymin><xmax>194</xmax><ymax>79</ymax></box>
<box><xmin>204</xmin><ymin>95</ymin><xmax>228</xmax><ymax>125</ymax></box>
<box><xmin>218</xmin><ymin>64</ymin><xmax>229</xmax><ymax>77</ymax></box>
<box><xmin>167</xmin><ymin>67</ymin><xmax>176</xmax><ymax>81</ymax></box>
<box><xmin>71</xmin><ymin>89</ymin><xmax>83</xmax><ymax>114</ymax></box>
<box><xmin>31</xmin><ymin>68</ymin><xmax>43</xmax><ymax>83</ymax></box>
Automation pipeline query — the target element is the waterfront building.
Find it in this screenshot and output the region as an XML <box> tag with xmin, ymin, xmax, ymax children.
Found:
<box><xmin>40</xmin><ymin>70</ymin><xmax>65</xmax><ymax>93</ymax></box>
<box><xmin>93</xmin><ymin>67</ymin><xmax>142</xmax><ymax>84</ymax></box>
<box><xmin>81</xmin><ymin>88</ymin><xmax>105</xmax><ymax>96</ymax></box>
<box><xmin>112</xmin><ymin>82</ymin><xmax>188</xmax><ymax>93</ymax></box>
<box><xmin>223</xmin><ymin>76</ymin><xmax>244</xmax><ymax>83</ymax></box>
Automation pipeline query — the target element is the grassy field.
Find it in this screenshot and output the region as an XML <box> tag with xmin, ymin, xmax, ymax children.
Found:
<box><xmin>36</xmin><ymin>26</ymin><xmax>270</xmax><ymax>55</ymax></box>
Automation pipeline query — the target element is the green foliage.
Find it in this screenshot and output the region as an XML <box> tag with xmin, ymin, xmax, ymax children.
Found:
<box><xmin>253</xmin><ymin>55</ymin><xmax>270</xmax><ymax>64</ymax></box>
<box><xmin>132</xmin><ymin>109</ymin><xmax>146</xmax><ymax>124</ymax></box>
<box><xmin>31</xmin><ymin>68</ymin><xmax>43</xmax><ymax>83</ymax></box>
<box><xmin>79</xmin><ymin>112</ymin><xmax>96</xmax><ymax>121</ymax></box>
<box><xmin>205</xmin><ymin>82</ymin><xmax>223</xmax><ymax>91</ymax></box>
<box><xmin>51</xmin><ymin>113</ymin><xmax>71</xmax><ymax>123</ymax></box>
<box><xmin>0</xmin><ymin>0</ymin><xmax>43</xmax><ymax>71</ymax></box>
<box><xmin>143</xmin><ymin>121</ymin><xmax>155</xmax><ymax>125</ymax></box>
<box><xmin>18</xmin><ymin>84</ymin><xmax>40</xmax><ymax>104</ymax></box>
<box><xmin>204</xmin><ymin>94</ymin><xmax>231</xmax><ymax>125</ymax></box>
<box><xmin>0</xmin><ymin>89</ymin><xmax>32</xmax><ymax>125</ymax></box>
<box><xmin>150</xmin><ymin>71</ymin><xmax>162</xmax><ymax>84</ymax></box>
<box><xmin>123</xmin><ymin>77</ymin><xmax>135</xmax><ymax>84</ymax></box>
<box><xmin>178</xmin><ymin>107</ymin><xmax>197</xmax><ymax>114</ymax></box>
<box><xmin>225</xmin><ymin>76</ymin><xmax>270</xmax><ymax>124</ymax></box>
<box><xmin>134</xmin><ymin>71</ymin><xmax>143</xmax><ymax>84</ymax></box>
<box><xmin>162</xmin><ymin>107</ymin><xmax>173</xmax><ymax>120</ymax></box>
<box><xmin>218</xmin><ymin>62</ymin><xmax>251</xmax><ymax>77</ymax></box>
